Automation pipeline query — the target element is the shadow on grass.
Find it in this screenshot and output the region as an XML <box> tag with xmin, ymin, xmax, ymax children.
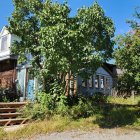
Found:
<box><xmin>95</xmin><ymin>104</ymin><xmax>140</xmax><ymax>128</ymax></box>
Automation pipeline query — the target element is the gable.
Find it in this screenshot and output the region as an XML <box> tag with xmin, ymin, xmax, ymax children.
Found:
<box><xmin>0</xmin><ymin>26</ymin><xmax>9</xmax><ymax>37</ymax></box>
<box><xmin>96</xmin><ymin>67</ymin><xmax>112</xmax><ymax>77</ymax></box>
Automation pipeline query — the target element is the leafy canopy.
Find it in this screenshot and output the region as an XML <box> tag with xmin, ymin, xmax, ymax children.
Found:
<box><xmin>115</xmin><ymin>9</ymin><xmax>140</xmax><ymax>92</ymax></box>
<box><xmin>8</xmin><ymin>0</ymin><xmax>115</xmax><ymax>92</ymax></box>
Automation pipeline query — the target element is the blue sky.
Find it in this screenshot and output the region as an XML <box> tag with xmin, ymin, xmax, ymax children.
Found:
<box><xmin>0</xmin><ymin>0</ymin><xmax>140</xmax><ymax>35</ymax></box>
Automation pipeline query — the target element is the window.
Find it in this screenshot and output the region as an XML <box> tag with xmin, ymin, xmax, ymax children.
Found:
<box><xmin>105</xmin><ymin>78</ymin><xmax>110</xmax><ymax>89</ymax></box>
<box><xmin>70</xmin><ymin>80</ymin><xmax>74</xmax><ymax>89</ymax></box>
<box><xmin>100</xmin><ymin>76</ymin><xmax>104</xmax><ymax>89</ymax></box>
<box><xmin>82</xmin><ymin>80</ymin><xmax>87</xmax><ymax>87</ymax></box>
<box><xmin>95</xmin><ymin>75</ymin><xmax>99</xmax><ymax>88</ymax></box>
<box><xmin>88</xmin><ymin>76</ymin><xmax>93</xmax><ymax>88</ymax></box>
<box><xmin>1</xmin><ymin>36</ymin><xmax>8</xmax><ymax>51</ymax></box>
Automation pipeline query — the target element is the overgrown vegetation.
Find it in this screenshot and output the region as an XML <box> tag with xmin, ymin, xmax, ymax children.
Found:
<box><xmin>21</xmin><ymin>93</ymin><xmax>140</xmax><ymax>127</ymax></box>
<box><xmin>8</xmin><ymin>0</ymin><xmax>115</xmax><ymax>93</ymax></box>
<box><xmin>1</xmin><ymin>1</ymin><xmax>139</xmax><ymax>139</ymax></box>
<box><xmin>0</xmin><ymin>88</ymin><xmax>20</xmax><ymax>102</ymax></box>
<box><xmin>1</xmin><ymin>95</ymin><xmax>140</xmax><ymax>139</ymax></box>
<box><xmin>115</xmin><ymin>8</ymin><xmax>140</xmax><ymax>94</ymax></box>
<box><xmin>21</xmin><ymin>92</ymin><xmax>106</xmax><ymax>120</ymax></box>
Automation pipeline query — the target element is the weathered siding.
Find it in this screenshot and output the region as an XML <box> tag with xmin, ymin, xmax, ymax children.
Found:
<box><xmin>0</xmin><ymin>27</ymin><xmax>11</xmax><ymax>57</ymax></box>
<box><xmin>0</xmin><ymin>59</ymin><xmax>17</xmax><ymax>88</ymax></box>
<box><xmin>78</xmin><ymin>67</ymin><xmax>113</xmax><ymax>95</ymax></box>
<box><xmin>17</xmin><ymin>68</ymin><xmax>27</xmax><ymax>98</ymax></box>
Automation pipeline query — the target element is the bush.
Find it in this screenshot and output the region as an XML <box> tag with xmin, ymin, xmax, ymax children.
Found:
<box><xmin>138</xmin><ymin>100</ymin><xmax>140</xmax><ymax>107</ymax></box>
<box><xmin>22</xmin><ymin>92</ymin><xmax>107</xmax><ymax>120</ymax></box>
<box><xmin>22</xmin><ymin>93</ymin><xmax>56</xmax><ymax>120</ymax></box>
<box><xmin>22</xmin><ymin>103</ymin><xmax>51</xmax><ymax>120</ymax></box>
<box><xmin>56</xmin><ymin>96</ymin><xmax>100</xmax><ymax>119</ymax></box>
<box><xmin>22</xmin><ymin>93</ymin><xmax>69</xmax><ymax>120</ymax></box>
<box><xmin>69</xmin><ymin>98</ymin><xmax>93</xmax><ymax>119</ymax></box>
<box><xmin>0</xmin><ymin>88</ymin><xmax>20</xmax><ymax>102</ymax></box>
<box><xmin>92</xmin><ymin>92</ymin><xmax>107</xmax><ymax>104</ymax></box>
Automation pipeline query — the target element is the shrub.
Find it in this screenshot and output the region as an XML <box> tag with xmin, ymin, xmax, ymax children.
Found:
<box><xmin>0</xmin><ymin>88</ymin><xmax>20</xmax><ymax>102</ymax></box>
<box><xmin>56</xmin><ymin>95</ymin><xmax>69</xmax><ymax>116</ymax></box>
<box><xmin>138</xmin><ymin>100</ymin><xmax>140</xmax><ymax>107</ymax></box>
<box><xmin>22</xmin><ymin>93</ymin><xmax>56</xmax><ymax>120</ymax></box>
<box><xmin>92</xmin><ymin>92</ymin><xmax>107</xmax><ymax>104</ymax></box>
<box><xmin>35</xmin><ymin>92</ymin><xmax>56</xmax><ymax>110</ymax></box>
<box><xmin>22</xmin><ymin>102</ymin><xmax>53</xmax><ymax>120</ymax></box>
<box><xmin>61</xmin><ymin>96</ymin><xmax>100</xmax><ymax>119</ymax></box>
<box><xmin>69</xmin><ymin>98</ymin><xmax>93</xmax><ymax>119</ymax></box>
<box><xmin>22</xmin><ymin>91</ymin><xmax>107</xmax><ymax>120</ymax></box>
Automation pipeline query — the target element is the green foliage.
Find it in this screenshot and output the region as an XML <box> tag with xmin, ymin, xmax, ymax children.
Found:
<box><xmin>107</xmin><ymin>95</ymin><xmax>140</xmax><ymax>105</ymax></box>
<box><xmin>36</xmin><ymin>92</ymin><xmax>56</xmax><ymax>110</ymax></box>
<box><xmin>138</xmin><ymin>101</ymin><xmax>140</xmax><ymax>107</ymax></box>
<box><xmin>8</xmin><ymin>0</ymin><xmax>115</xmax><ymax>92</ymax></box>
<box><xmin>137</xmin><ymin>97</ymin><xmax>140</xmax><ymax>107</ymax></box>
<box><xmin>96</xmin><ymin>106</ymin><xmax>138</xmax><ymax>128</ymax></box>
<box><xmin>68</xmin><ymin>98</ymin><xmax>95</xmax><ymax>119</ymax></box>
<box><xmin>92</xmin><ymin>92</ymin><xmax>107</xmax><ymax>104</ymax></box>
<box><xmin>56</xmin><ymin>95</ymin><xmax>69</xmax><ymax>116</ymax></box>
<box><xmin>22</xmin><ymin>93</ymin><xmax>55</xmax><ymax>120</ymax></box>
<box><xmin>0</xmin><ymin>88</ymin><xmax>20</xmax><ymax>102</ymax></box>
<box><xmin>0</xmin><ymin>128</ymin><xmax>6</xmax><ymax>138</ymax></box>
<box><xmin>116</xmin><ymin>73</ymin><xmax>135</xmax><ymax>95</ymax></box>
<box><xmin>114</xmin><ymin>9</ymin><xmax>140</xmax><ymax>93</ymax></box>
<box><xmin>23</xmin><ymin>93</ymin><xmax>106</xmax><ymax>120</ymax></box>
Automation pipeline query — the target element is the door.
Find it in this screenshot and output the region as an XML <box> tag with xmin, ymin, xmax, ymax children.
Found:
<box><xmin>27</xmin><ymin>79</ymin><xmax>34</xmax><ymax>100</ymax></box>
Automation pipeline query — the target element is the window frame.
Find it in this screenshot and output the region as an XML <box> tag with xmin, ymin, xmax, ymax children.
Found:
<box><xmin>0</xmin><ymin>35</ymin><xmax>8</xmax><ymax>52</ymax></box>
<box><xmin>100</xmin><ymin>76</ymin><xmax>105</xmax><ymax>89</ymax></box>
<box><xmin>95</xmin><ymin>75</ymin><xmax>99</xmax><ymax>89</ymax></box>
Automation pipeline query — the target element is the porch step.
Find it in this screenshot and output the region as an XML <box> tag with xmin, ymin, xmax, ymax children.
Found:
<box><xmin>0</xmin><ymin>118</ymin><xmax>29</xmax><ymax>126</ymax></box>
<box><xmin>0</xmin><ymin>102</ymin><xmax>29</xmax><ymax>126</ymax></box>
<box><xmin>0</xmin><ymin>108</ymin><xmax>17</xmax><ymax>113</ymax></box>
<box><xmin>0</xmin><ymin>113</ymin><xmax>22</xmax><ymax>119</ymax></box>
<box><xmin>0</xmin><ymin>102</ymin><xmax>27</xmax><ymax>108</ymax></box>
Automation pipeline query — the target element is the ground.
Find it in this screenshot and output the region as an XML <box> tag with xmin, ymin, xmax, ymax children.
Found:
<box><xmin>1</xmin><ymin>96</ymin><xmax>140</xmax><ymax>139</ymax></box>
<box><xmin>23</xmin><ymin>129</ymin><xmax>140</xmax><ymax>140</ymax></box>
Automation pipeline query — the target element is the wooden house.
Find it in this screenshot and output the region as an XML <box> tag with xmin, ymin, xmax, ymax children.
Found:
<box><xmin>0</xmin><ymin>26</ymin><xmax>17</xmax><ymax>89</ymax></box>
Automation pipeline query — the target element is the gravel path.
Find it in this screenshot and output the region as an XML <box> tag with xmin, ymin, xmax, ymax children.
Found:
<box><xmin>24</xmin><ymin>129</ymin><xmax>140</xmax><ymax>140</ymax></box>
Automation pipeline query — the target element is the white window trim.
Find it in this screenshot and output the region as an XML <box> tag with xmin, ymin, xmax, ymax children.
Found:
<box><xmin>0</xmin><ymin>34</ymin><xmax>10</xmax><ymax>52</ymax></box>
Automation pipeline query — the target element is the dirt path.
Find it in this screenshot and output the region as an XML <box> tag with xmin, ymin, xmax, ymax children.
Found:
<box><xmin>23</xmin><ymin>129</ymin><xmax>140</xmax><ymax>140</ymax></box>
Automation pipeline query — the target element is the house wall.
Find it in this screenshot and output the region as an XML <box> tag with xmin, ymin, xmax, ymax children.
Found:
<box><xmin>0</xmin><ymin>27</ymin><xmax>20</xmax><ymax>59</ymax></box>
<box><xmin>17</xmin><ymin>66</ymin><xmax>36</xmax><ymax>100</ymax></box>
<box><xmin>64</xmin><ymin>72</ymin><xmax>77</xmax><ymax>96</ymax></box>
<box><xmin>0</xmin><ymin>59</ymin><xmax>17</xmax><ymax>88</ymax></box>
<box><xmin>77</xmin><ymin>67</ymin><xmax>113</xmax><ymax>95</ymax></box>
<box><xmin>17</xmin><ymin>68</ymin><xmax>27</xmax><ymax>98</ymax></box>
<box><xmin>0</xmin><ymin>29</ymin><xmax>11</xmax><ymax>57</ymax></box>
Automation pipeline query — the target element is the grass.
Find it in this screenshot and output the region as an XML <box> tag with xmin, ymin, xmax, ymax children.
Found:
<box><xmin>0</xmin><ymin>96</ymin><xmax>140</xmax><ymax>140</ymax></box>
<box><xmin>0</xmin><ymin>116</ymin><xmax>99</xmax><ymax>140</ymax></box>
<box><xmin>107</xmin><ymin>96</ymin><xmax>140</xmax><ymax>105</ymax></box>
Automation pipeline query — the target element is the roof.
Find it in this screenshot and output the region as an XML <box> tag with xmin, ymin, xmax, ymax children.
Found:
<box><xmin>103</xmin><ymin>62</ymin><xmax>124</xmax><ymax>77</ymax></box>
<box><xmin>0</xmin><ymin>26</ymin><xmax>8</xmax><ymax>37</ymax></box>
<box><xmin>102</xmin><ymin>63</ymin><xmax>117</xmax><ymax>77</ymax></box>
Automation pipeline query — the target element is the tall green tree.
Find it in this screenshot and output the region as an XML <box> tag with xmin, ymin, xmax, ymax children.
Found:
<box><xmin>8</xmin><ymin>0</ymin><xmax>115</xmax><ymax>93</ymax></box>
<box><xmin>115</xmin><ymin>9</ymin><xmax>140</xmax><ymax>93</ymax></box>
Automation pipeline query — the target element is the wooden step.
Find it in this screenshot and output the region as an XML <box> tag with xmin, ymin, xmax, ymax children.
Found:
<box><xmin>0</xmin><ymin>113</ymin><xmax>22</xmax><ymax>119</ymax></box>
<box><xmin>0</xmin><ymin>102</ymin><xmax>27</xmax><ymax>108</ymax></box>
<box><xmin>0</xmin><ymin>108</ymin><xmax>17</xmax><ymax>113</ymax></box>
<box><xmin>0</xmin><ymin>118</ymin><xmax>29</xmax><ymax>126</ymax></box>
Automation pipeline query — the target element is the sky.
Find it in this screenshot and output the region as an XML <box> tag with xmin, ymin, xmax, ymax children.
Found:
<box><xmin>0</xmin><ymin>0</ymin><xmax>140</xmax><ymax>35</ymax></box>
